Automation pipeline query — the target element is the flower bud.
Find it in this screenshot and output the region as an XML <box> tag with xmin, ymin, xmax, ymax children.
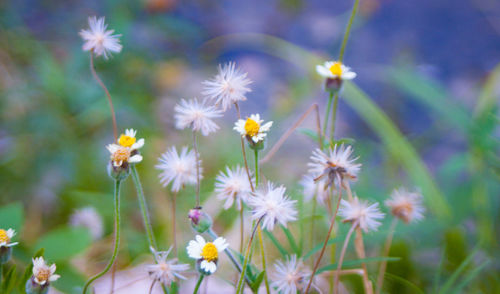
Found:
<box><xmin>25</xmin><ymin>277</ymin><xmax>49</xmax><ymax>294</ymax></box>
<box><xmin>0</xmin><ymin>246</ymin><xmax>12</xmax><ymax>264</ymax></box>
<box><xmin>107</xmin><ymin>161</ymin><xmax>130</xmax><ymax>181</ymax></box>
<box><xmin>247</xmin><ymin>138</ymin><xmax>265</xmax><ymax>151</ymax></box>
<box><xmin>188</xmin><ymin>207</ymin><xmax>212</xmax><ymax>233</ymax></box>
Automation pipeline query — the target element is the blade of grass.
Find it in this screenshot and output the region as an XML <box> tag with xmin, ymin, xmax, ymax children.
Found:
<box><xmin>317</xmin><ymin>257</ymin><xmax>400</xmax><ymax>274</ymax></box>
<box><xmin>438</xmin><ymin>247</ymin><xmax>478</xmax><ymax>294</ymax></box>
<box><xmin>450</xmin><ymin>260</ymin><xmax>490</xmax><ymax>294</ymax></box>
<box><xmin>384</xmin><ymin>272</ymin><xmax>425</xmax><ymax>294</ymax></box>
<box><xmin>264</xmin><ymin>231</ymin><xmax>288</xmax><ymax>258</ymax></box>
<box><xmin>303</xmin><ymin>237</ymin><xmax>341</xmax><ymax>260</ymax></box>
<box><xmin>281</xmin><ymin>225</ymin><xmax>300</xmax><ymax>256</ymax></box>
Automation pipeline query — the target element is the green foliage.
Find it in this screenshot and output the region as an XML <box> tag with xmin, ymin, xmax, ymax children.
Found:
<box><xmin>0</xmin><ymin>202</ymin><xmax>24</xmax><ymax>233</ymax></box>
<box><xmin>34</xmin><ymin>227</ymin><xmax>91</xmax><ymax>261</ymax></box>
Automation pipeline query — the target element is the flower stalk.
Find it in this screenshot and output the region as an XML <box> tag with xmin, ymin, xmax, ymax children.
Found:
<box><xmin>334</xmin><ymin>221</ymin><xmax>358</xmax><ymax>294</ymax></box>
<box><xmin>235</xmin><ymin>217</ymin><xmax>263</xmax><ymax>294</ymax></box>
<box><xmin>130</xmin><ymin>165</ymin><xmax>157</xmax><ymax>249</ymax></box>
<box><xmin>376</xmin><ymin>218</ymin><xmax>398</xmax><ymax>294</ymax></box>
<box><xmin>83</xmin><ymin>179</ymin><xmax>122</xmax><ymax>294</ymax></box>
<box><xmin>193</xmin><ymin>274</ymin><xmax>205</xmax><ymax>294</ymax></box>
<box><xmin>192</xmin><ymin>130</ymin><xmax>201</xmax><ymax>207</ymax></box>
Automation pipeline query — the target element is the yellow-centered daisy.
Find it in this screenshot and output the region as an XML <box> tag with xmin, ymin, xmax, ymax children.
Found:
<box><xmin>187</xmin><ymin>235</ymin><xmax>228</xmax><ymax>274</ymax></box>
<box><xmin>234</xmin><ymin>113</ymin><xmax>273</xmax><ymax>143</ymax></box>
<box><xmin>0</xmin><ymin>228</ymin><xmax>18</xmax><ymax>248</ymax></box>
<box><xmin>316</xmin><ymin>61</ymin><xmax>356</xmax><ymax>80</ymax></box>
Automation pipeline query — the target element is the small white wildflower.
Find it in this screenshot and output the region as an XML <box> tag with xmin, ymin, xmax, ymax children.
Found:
<box><xmin>148</xmin><ymin>246</ymin><xmax>189</xmax><ymax>287</ymax></box>
<box><xmin>385</xmin><ymin>187</ymin><xmax>425</xmax><ymax>224</ymax></box>
<box><xmin>234</xmin><ymin>113</ymin><xmax>273</xmax><ymax>143</ymax></box>
<box><xmin>187</xmin><ymin>235</ymin><xmax>229</xmax><ymax>274</ymax></box>
<box><xmin>338</xmin><ymin>197</ymin><xmax>385</xmax><ymax>232</ymax></box>
<box><xmin>247</xmin><ymin>182</ymin><xmax>297</xmax><ymax>231</ymax></box>
<box><xmin>202</xmin><ymin>62</ymin><xmax>252</xmax><ymax>111</ymax></box>
<box><xmin>32</xmin><ymin>257</ymin><xmax>60</xmax><ymax>285</ymax></box>
<box><xmin>0</xmin><ymin>228</ymin><xmax>18</xmax><ymax>248</ymax></box>
<box><xmin>69</xmin><ymin>207</ymin><xmax>104</xmax><ymax>240</ymax></box>
<box><xmin>316</xmin><ymin>61</ymin><xmax>356</xmax><ymax>80</ymax></box>
<box><xmin>106</xmin><ymin>144</ymin><xmax>142</xmax><ymax>167</ymax></box>
<box><xmin>215</xmin><ymin>166</ymin><xmax>254</xmax><ymax>210</ymax></box>
<box><xmin>308</xmin><ymin>144</ymin><xmax>361</xmax><ymax>188</ymax></box>
<box><xmin>174</xmin><ymin>98</ymin><xmax>223</xmax><ymax>136</ymax></box>
<box><xmin>117</xmin><ymin>128</ymin><xmax>145</xmax><ymax>151</ymax></box>
<box><xmin>271</xmin><ymin>255</ymin><xmax>316</xmax><ymax>294</ymax></box>
<box><xmin>79</xmin><ymin>16</ymin><xmax>122</xmax><ymax>59</ymax></box>
<box><xmin>300</xmin><ymin>174</ymin><xmax>329</xmax><ymax>205</ymax></box>
<box><xmin>156</xmin><ymin>146</ymin><xmax>201</xmax><ymax>192</ymax></box>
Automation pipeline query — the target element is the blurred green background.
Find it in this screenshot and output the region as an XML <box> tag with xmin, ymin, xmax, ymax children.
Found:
<box><xmin>0</xmin><ymin>0</ymin><xmax>499</xmax><ymax>293</ymax></box>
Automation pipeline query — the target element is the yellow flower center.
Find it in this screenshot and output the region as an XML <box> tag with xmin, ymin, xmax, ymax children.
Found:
<box><xmin>36</xmin><ymin>268</ymin><xmax>51</xmax><ymax>283</ymax></box>
<box><xmin>0</xmin><ymin>229</ymin><xmax>10</xmax><ymax>243</ymax></box>
<box><xmin>112</xmin><ymin>147</ymin><xmax>131</xmax><ymax>164</ymax></box>
<box><xmin>201</xmin><ymin>242</ymin><xmax>218</xmax><ymax>262</ymax></box>
<box><xmin>118</xmin><ymin>134</ymin><xmax>136</xmax><ymax>148</ymax></box>
<box><xmin>244</xmin><ymin>118</ymin><xmax>260</xmax><ymax>137</ymax></box>
<box><xmin>329</xmin><ymin>62</ymin><xmax>343</xmax><ymax>76</ymax></box>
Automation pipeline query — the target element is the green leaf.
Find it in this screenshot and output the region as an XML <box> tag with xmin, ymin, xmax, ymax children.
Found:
<box><xmin>2</xmin><ymin>265</ymin><xmax>17</xmax><ymax>294</ymax></box>
<box><xmin>438</xmin><ymin>248</ymin><xmax>478</xmax><ymax>294</ymax></box>
<box><xmin>384</xmin><ymin>272</ymin><xmax>425</xmax><ymax>294</ymax></box>
<box><xmin>450</xmin><ymin>260</ymin><xmax>490</xmax><ymax>293</ymax></box>
<box><xmin>250</xmin><ymin>271</ymin><xmax>266</xmax><ymax>292</ymax></box>
<box><xmin>0</xmin><ymin>202</ymin><xmax>24</xmax><ymax>233</ymax></box>
<box><xmin>34</xmin><ymin>227</ymin><xmax>91</xmax><ymax>262</ymax></box>
<box><xmin>281</xmin><ymin>226</ymin><xmax>300</xmax><ymax>255</ymax></box>
<box><xmin>264</xmin><ymin>231</ymin><xmax>288</xmax><ymax>258</ymax></box>
<box><xmin>303</xmin><ymin>238</ymin><xmax>341</xmax><ymax>260</ymax></box>
<box><xmin>317</xmin><ymin>257</ymin><xmax>400</xmax><ymax>274</ymax></box>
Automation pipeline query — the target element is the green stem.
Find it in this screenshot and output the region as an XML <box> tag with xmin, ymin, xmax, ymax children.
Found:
<box><xmin>323</xmin><ymin>92</ymin><xmax>334</xmax><ymax>138</ymax></box>
<box><xmin>236</xmin><ymin>217</ymin><xmax>263</xmax><ymax>294</ymax></box>
<box><xmin>193</xmin><ymin>274</ymin><xmax>205</xmax><ymax>294</ymax></box>
<box><xmin>130</xmin><ymin>165</ymin><xmax>157</xmax><ymax>250</ymax></box>
<box><xmin>330</xmin><ymin>93</ymin><xmax>340</xmax><ymax>141</ymax></box>
<box><xmin>83</xmin><ymin>180</ymin><xmax>122</xmax><ymax>294</ymax></box>
<box><xmin>0</xmin><ymin>262</ymin><xmax>3</xmax><ymax>287</ymax></box>
<box><xmin>338</xmin><ymin>0</ymin><xmax>360</xmax><ymax>62</ymax></box>
<box><xmin>254</xmin><ymin>149</ymin><xmax>259</xmax><ymax>187</ymax></box>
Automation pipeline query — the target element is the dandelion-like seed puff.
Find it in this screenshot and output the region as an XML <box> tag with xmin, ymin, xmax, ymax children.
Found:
<box><xmin>79</xmin><ymin>16</ymin><xmax>122</xmax><ymax>59</ymax></box>
<box><xmin>271</xmin><ymin>255</ymin><xmax>317</xmax><ymax>294</ymax></box>
<box><xmin>215</xmin><ymin>166</ymin><xmax>254</xmax><ymax>210</ymax></box>
<box><xmin>385</xmin><ymin>187</ymin><xmax>425</xmax><ymax>224</ymax></box>
<box><xmin>148</xmin><ymin>246</ymin><xmax>189</xmax><ymax>287</ymax></box>
<box><xmin>174</xmin><ymin>98</ymin><xmax>223</xmax><ymax>136</ymax></box>
<box><xmin>156</xmin><ymin>146</ymin><xmax>201</xmax><ymax>192</ymax></box>
<box><xmin>338</xmin><ymin>196</ymin><xmax>385</xmax><ymax>232</ymax></box>
<box><xmin>202</xmin><ymin>62</ymin><xmax>253</xmax><ymax>111</ymax></box>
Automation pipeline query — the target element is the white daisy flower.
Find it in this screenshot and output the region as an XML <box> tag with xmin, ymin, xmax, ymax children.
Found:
<box><xmin>316</xmin><ymin>61</ymin><xmax>356</xmax><ymax>80</ymax></box>
<box><xmin>187</xmin><ymin>235</ymin><xmax>229</xmax><ymax>275</ymax></box>
<box><xmin>215</xmin><ymin>166</ymin><xmax>254</xmax><ymax>210</ymax></box>
<box><xmin>0</xmin><ymin>228</ymin><xmax>18</xmax><ymax>248</ymax></box>
<box><xmin>385</xmin><ymin>187</ymin><xmax>425</xmax><ymax>224</ymax></box>
<box><xmin>271</xmin><ymin>255</ymin><xmax>316</xmax><ymax>294</ymax></box>
<box><xmin>32</xmin><ymin>257</ymin><xmax>60</xmax><ymax>285</ymax></box>
<box><xmin>106</xmin><ymin>143</ymin><xmax>143</xmax><ymax>167</ymax></box>
<box><xmin>234</xmin><ymin>114</ymin><xmax>273</xmax><ymax>143</ymax></box>
<box><xmin>156</xmin><ymin>146</ymin><xmax>201</xmax><ymax>192</ymax></box>
<box><xmin>79</xmin><ymin>16</ymin><xmax>122</xmax><ymax>59</ymax></box>
<box><xmin>117</xmin><ymin>128</ymin><xmax>145</xmax><ymax>151</ymax></box>
<box><xmin>69</xmin><ymin>207</ymin><xmax>104</xmax><ymax>240</ymax></box>
<box><xmin>308</xmin><ymin>144</ymin><xmax>361</xmax><ymax>188</ymax></box>
<box><xmin>202</xmin><ymin>62</ymin><xmax>253</xmax><ymax>111</ymax></box>
<box><xmin>174</xmin><ymin>98</ymin><xmax>223</xmax><ymax>136</ymax></box>
<box><xmin>247</xmin><ymin>182</ymin><xmax>297</xmax><ymax>231</ymax></box>
<box><xmin>300</xmin><ymin>174</ymin><xmax>330</xmax><ymax>205</ymax></box>
<box><xmin>338</xmin><ymin>197</ymin><xmax>385</xmax><ymax>232</ymax></box>
<box><xmin>148</xmin><ymin>246</ymin><xmax>189</xmax><ymax>287</ymax></box>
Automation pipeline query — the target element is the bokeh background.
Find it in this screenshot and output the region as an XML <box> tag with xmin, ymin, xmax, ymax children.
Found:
<box><xmin>0</xmin><ymin>0</ymin><xmax>499</xmax><ymax>293</ymax></box>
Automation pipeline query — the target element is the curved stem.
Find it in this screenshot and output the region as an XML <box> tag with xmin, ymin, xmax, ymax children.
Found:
<box><xmin>235</xmin><ymin>102</ymin><xmax>255</xmax><ymax>192</ymax></box>
<box><xmin>89</xmin><ymin>51</ymin><xmax>118</xmax><ymax>141</ymax></box>
<box><xmin>193</xmin><ymin>274</ymin><xmax>205</xmax><ymax>294</ymax></box>
<box><xmin>305</xmin><ymin>181</ymin><xmax>343</xmax><ymax>294</ymax></box>
<box><xmin>376</xmin><ymin>218</ymin><xmax>398</xmax><ymax>294</ymax></box>
<box><xmin>323</xmin><ymin>92</ymin><xmax>334</xmax><ymax>139</ymax></box>
<box><xmin>192</xmin><ymin>131</ymin><xmax>201</xmax><ymax>207</ymax></box>
<box><xmin>338</xmin><ymin>0</ymin><xmax>360</xmax><ymax>62</ymax></box>
<box><xmin>83</xmin><ymin>180</ymin><xmax>122</xmax><ymax>294</ymax></box>
<box><xmin>236</xmin><ymin>217</ymin><xmax>263</xmax><ymax>294</ymax></box>
<box><xmin>334</xmin><ymin>221</ymin><xmax>358</xmax><ymax>294</ymax></box>
<box><xmin>130</xmin><ymin>165</ymin><xmax>157</xmax><ymax>249</ymax></box>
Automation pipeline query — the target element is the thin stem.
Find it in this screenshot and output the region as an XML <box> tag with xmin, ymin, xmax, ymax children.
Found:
<box><xmin>376</xmin><ymin>218</ymin><xmax>398</xmax><ymax>294</ymax></box>
<box><xmin>239</xmin><ymin>201</ymin><xmax>244</xmax><ymax>253</ymax></box>
<box><xmin>234</xmin><ymin>102</ymin><xmax>255</xmax><ymax>192</ymax></box>
<box><xmin>260</xmin><ymin>103</ymin><xmax>323</xmax><ymax>164</ymax></box>
<box><xmin>193</xmin><ymin>274</ymin><xmax>205</xmax><ymax>294</ymax></box>
<box><xmin>192</xmin><ymin>131</ymin><xmax>201</xmax><ymax>206</ymax></box>
<box><xmin>338</xmin><ymin>0</ymin><xmax>360</xmax><ymax>62</ymax></box>
<box><xmin>0</xmin><ymin>263</ymin><xmax>3</xmax><ymax>286</ymax></box>
<box><xmin>89</xmin><ymin>51</ymin><xmax>118</xmax><ymax>141</ymax></box>
<box><xmin>305</xmin><ymin>180</ymin><xmax>343</xmax><ymax>294</ymax></box>
<box><xmin>149</xmin><ymin>280</ymin><xmax>157</xmax><ymax>294</ymax></box>
<box><xmin>330</xmin><ymin>93</ymin><xmax>340</xmax><ymax>141</ymax></box>
<box><xmin>172</xmin><ymin>192</ymin><xmax>178</xmax><ymax>256</ymax></box>
<box><xmin>334</xmin><ymin>221</ymin><xmax>358</xmax><ymax>294</ymax></box>
<box><xmin>257</xmin><ymin>226</ymin><xmax>271</xmax><ymax>294</ymax></box>
<box><xmin>83</xmin><ymin>180</ymin><xmax>122</xmax><ymax>294</ymax></box>
<box><xmin>310</xmin><ymin>200</ymin><xmax>317</xmax><ymax>266</ymax></box>
<box><xmin>323</xmin><ymin>92</ymin><xmax>334</xmax><ymax>139</ymax></box>
<box><xmin>131</xmin><ymin>165</ymin><xmax>157</xmax><ymax>249</ymax></box>
<box><xmin>254</xmin><ymin>149</ymin><xmax>259</xmax><ymax>187</ymax></box>
<box><xmin>236</xmin><ymin>217</ymin><xmax>263</xmax><ymax>294</ymax></box>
